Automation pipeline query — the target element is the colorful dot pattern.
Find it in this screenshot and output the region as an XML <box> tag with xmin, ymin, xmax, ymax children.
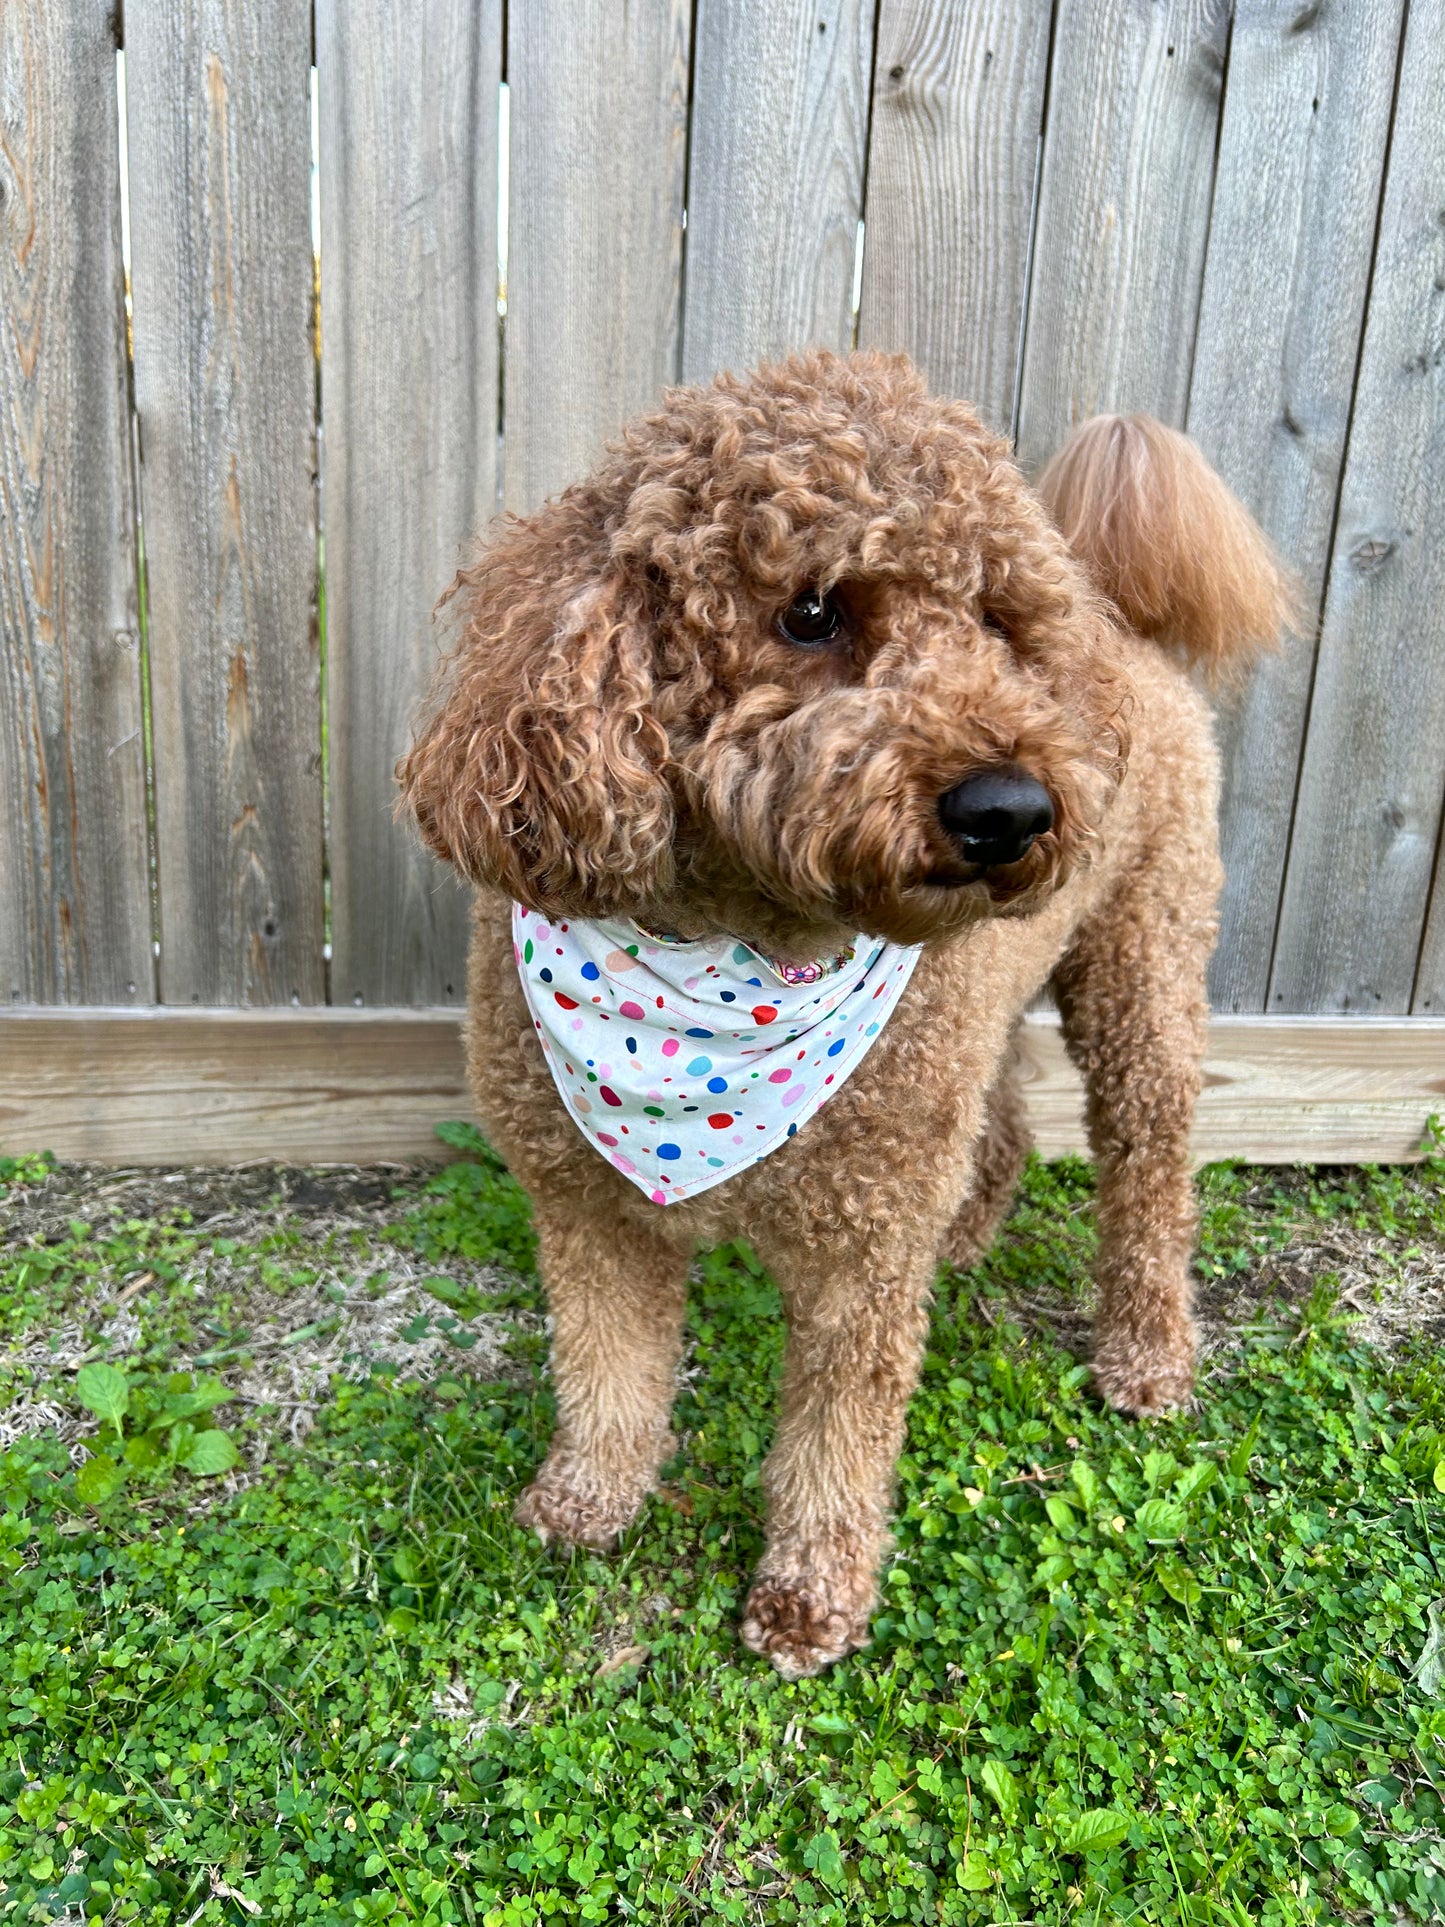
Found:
<box><xmin>512</xmin><ymin>904</ymin><xmax>922</xmax><ymax>1205</ymax></box>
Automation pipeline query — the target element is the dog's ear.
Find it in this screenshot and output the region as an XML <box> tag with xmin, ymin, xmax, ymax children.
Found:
<box><xmin>398</xmin><ymin>526</ymin><xmax>674</xmax><ymax>917</ymax></box>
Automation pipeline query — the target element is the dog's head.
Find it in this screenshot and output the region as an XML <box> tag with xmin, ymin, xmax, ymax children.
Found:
<box><xmin>399</xmin><ymin>351</ymin><xmax>1130</xmax><ymax>952</ymax></box>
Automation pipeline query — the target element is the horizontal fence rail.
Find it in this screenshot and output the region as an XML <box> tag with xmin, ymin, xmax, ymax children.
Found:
<box><xmin>3</xmin><ymin>0</ymin><xmax>1445</xmax><ymax>1162</ymax></box>
<box><xmin>4</xmin><ymin>1008</ymin><xmax>1442</xmax><ymax>1168</ymax></box>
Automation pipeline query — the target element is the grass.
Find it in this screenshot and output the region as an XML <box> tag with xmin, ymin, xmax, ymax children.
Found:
<box><xmin>1</xmin><ymin>1133</ymin><xmax>1444</xmax><ymax>1926</ymax></box>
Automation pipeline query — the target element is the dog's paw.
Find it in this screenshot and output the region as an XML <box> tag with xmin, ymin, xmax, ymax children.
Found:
<box><xmin>1092</xmin><ymin>1324</ymin><xmax>1197</xmax><ymax>1418</ymax></box>
<box><xmin>740</xmin><ymin>1578</ymin><xmax>872</xmax><ymax>1680</ymax></box>
<box><xmin>514</xmin><ymin>1463</ymin><xmax>643</xmax><ymax>1551</ymax></box>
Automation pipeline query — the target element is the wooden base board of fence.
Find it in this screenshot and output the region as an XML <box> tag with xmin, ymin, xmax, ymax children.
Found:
<box><xmin>2</xmin><ymin>1008</ymin><xmax>1443</xmax><ymax>1169</ymax></box>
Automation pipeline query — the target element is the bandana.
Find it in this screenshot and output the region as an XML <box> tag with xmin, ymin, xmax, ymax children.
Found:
<box><xmin>512</xmin><ymin>903</ymin><xmax>922</xmax><ymax>1204</ymax></box>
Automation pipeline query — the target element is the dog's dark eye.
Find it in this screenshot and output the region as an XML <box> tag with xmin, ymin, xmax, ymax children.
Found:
<box><xmin>777</xmin><ymin>587</ymin><xmax>844</xmax><ymax>647</ymax></box>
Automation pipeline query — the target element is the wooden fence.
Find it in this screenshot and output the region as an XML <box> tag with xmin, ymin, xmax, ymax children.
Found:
<box><xmin>3</xmin><ymin>0</ymin><xmax>1444</xmax><ymax>1164</ymax></box>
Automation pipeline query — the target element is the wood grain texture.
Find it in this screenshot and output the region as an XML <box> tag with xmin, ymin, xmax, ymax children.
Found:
<box><xmin>1013</xmin><ymin>0</ymin><xmax>1230</xmax><ymax>476</ymax></box>
<box><xmin>858</xmin><ymin>0</ymin><xmax>1052</xmax><ymax>433</ymax></box>
<box><xmin>1018</xmin><ymin>1014</ymin><xmax>1445</xmax><ymax>1165</ymax></box>
<box><xmin>124</xmin><ymin>0</ymin><xmax>323</xmax><ymax>1006</ymax></box>
<box><xmin>1420</xmin><ymin>852</ymin><xmax>1445</xmax><ymax>1014</ymax></box>
<box><xmin>504</xmin><ymin>0</ymin><xmax>689</xmax><ymax>511</ymax></box>
<box><xmin>1194</xmin><ymin>0</ymin><xmax>1405</xmax><ymax>1013</ymax></box>
<box><xmin>4</xmin><ymin>1008</ymin><xmax>1442</xmax><ymax>1167</ymax></box>
<box><xmin>0</xmin><ymin>0</ymin><xmax>152</xmax><ymax>1005</ymax></box>
<box><xmin>0</xmin><ymin>1007</ymin><xmax>468</xmax><ymax>1164</ymax></box>
<box><xmin>317</xmin><ymin>0</ymin><xmax>500</xmax><ymax>1007</ymax></box>
<box><xmin>682</xmin><ymin>0</ymin><xmax>874</xmax><ymax>384</ymax></box>
<box><xmin>1269</xmin><ymin>0</ymin><xmax>1445</xmax><ymax>1015</ymax></box>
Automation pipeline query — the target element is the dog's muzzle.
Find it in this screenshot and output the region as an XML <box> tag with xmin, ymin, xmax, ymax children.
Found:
<box><xmin>938</xmin><ymin>765</ymin><xmax>1054</xmax><ymax>868</ymax></box>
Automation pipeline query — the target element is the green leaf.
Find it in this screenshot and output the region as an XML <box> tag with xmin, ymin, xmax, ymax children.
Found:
<box><xmin>1142</xmin><ymin>1449</ymin><xmax>1178</xmax><ymax>1491</ymax></box>
<box><xmin>1134</xmin><ymin>1499</ymin><xmax>1188</xmax><ymax>1542</ymax></box>
<box><xmin>392</xmin><ymin>1547</ymin><xmax>422</xmax><ymax>1585</ymax></box>
<box><xmin>979</xmin><ymin>1758</ymin><xmax>1019</xmax><ymax>1826</ymax></box>
<box><xmin>1227</xmin><ymin>1414</ymin><xmax>1261</xmax><ymax>1479</ymax></box>
<box><xmin>75</xmin><ymin>1362</ymin><xmax>129</xmax><ymax>1431</ymax></box>
<box><xmin>434</xmin><ymin>1120</ymin><xmax>506</xmax><ymax>1169</ymax></box>
<box><xmin>385</xmin><ymin>1606</ymin><xmax>419</xmax><ymax>1637</ymax></box>
<box><xmin>421</xmin><ymin>1275</ymin><xmax>490</xmax><ymax>1319</ymax></box>
<box><xmin>1157</xmin><ymin>1560</ymin><xmax>1203</xmax><ymax>1608</ymax></box>
<box><xmin>1063</xmin><ymin>1808</ymin><xmax>1131</xmax><ymax>1854</ymax></box>
<box><xmin>181</xmin><ymin>1429</ymin><xmax>240</xmax><ymax>1476</ymax></box>
<box><xmin>1323</xmin><ymin>1803</ymin><xmax>1359</xmax><ymax>1838</ymax></box>
<box><xmin>1432</xmin><ymin>1459</ymin><xmax>1445</xmax><ymax>1494</ymax></box>
<box><xmin>807</xmin><ymin>1714</ymin><xmax>852</xmax><ymax>1736</ymax></box>
<box><xmin>76</xmin><ymin>1454</ymin><xmax>125</xmax><ymax>1505</ymax></box>
<box><xmin>158</xmin><ymin>1377</ymin><xmax>230</xmax><ymax>1421</ymax></box>
<box><xmin>957</xmin><ymin>1851</ymin><xmax>993</xmax><ymax>1891</ymax></box>
<box><xmin>1174</xmin><ymin>1461</ymin><xmax>1216</xmax><ymax>1504</ymax></box>
<box><xmin>801</xmin><ymin>1830</ymin><xmax>845</xmax><ymax>1891</ymax></box>
<box><xmin>1044</xmin><ymin>1494</ymin><xmax>1077</xmax><ymax>1531</ymax></box>
<box><xmin>1071</xmin><ymin>1461</ymin><xmax>1100</xmax><ymax>1509</ymax></box>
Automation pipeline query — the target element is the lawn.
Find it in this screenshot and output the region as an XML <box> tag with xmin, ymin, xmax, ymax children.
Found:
<box><xmin>1</xmin><ymin>1128</ymin><xmax>1444</xmax><ymax>1926</ymax></box>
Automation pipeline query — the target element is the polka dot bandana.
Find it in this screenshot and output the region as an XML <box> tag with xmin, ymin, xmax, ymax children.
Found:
<box><xmin>513</xmin><ymin>903</ymin><xmax>922</xmax><ymax>1205</ymax></box>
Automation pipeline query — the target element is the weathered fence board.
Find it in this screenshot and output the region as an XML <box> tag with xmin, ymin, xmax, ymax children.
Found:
<box><xmin>125</xmin><ymin>0</ymin><xmax>323</xmax><ymax>1006</ymax></box>
<box><xmin>682</xmin><ymin>0</ymin><xmax>874</xmax><ymax>383</ymax></box>
<box><xmin>858</xmin><ymin>0</ymin><xmax>1051</xmax><ymax>435</ymax></box>
<box><xmin>317</xmin><ymin>0</ymin><xmax>499</xmax><ymax>1008</ymax></box>
<box><xmin>1420</xmin><ymin>862</ymin><xmax>1445</xmax><ymax>1016</ymax></box>
<box><xmin>0</xmin><ymin>0</ymin><xmax>151</xmax><ymax>1006</ymax></box>
<box><xmin>1195</xmin><ymin>0</ymin><xmax>1404</xmax><ymax>1013</ymax></box>
<box><xmin>4</xmin><ymin>0</ymin><xmax>1445</xmax><ymax>1161</ymax></box>
<box><xmin>504</xmin><ymin>0</ymin><xmax>690</xmax><ymax>513</ymax></box>
<box><xmin>1269</xmin><ymin>0</ymin><xmax>1445</xmax><ymax>1015</ymax></box>
<box><xmin>1013</xmin><ymin>0</ymin><xmax>1230</xmax><ymax>475</ymax></box>
<box><xmin>6</xmin><ymin>1008</ymin><xmax>1441</xmax><ymax>1169</ymax></box>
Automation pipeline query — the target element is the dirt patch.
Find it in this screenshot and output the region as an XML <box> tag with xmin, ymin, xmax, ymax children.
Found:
<box><xmin>0</xmin><ymin>1159</ymin><xmax>427</xmax><ymax>1250</ymax></box>
<box><xmin>959</xmin><ymin>1210</ymin><xmax>1445</xmax><ymax>1379</ymax></box>
<box><xmin>0</xmin><ymin>1159</ymin><xmax>536</xmax><ymax>1461</ymax></box>
<box><xmin>7</xmin><ymin>1159</ymin><xmax>1444</xmax><ymax>1464</ymax></box>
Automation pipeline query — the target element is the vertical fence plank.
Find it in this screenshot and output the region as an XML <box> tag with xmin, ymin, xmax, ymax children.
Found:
<box><xmin>1419</xmin><ymin>853</ymin><xmax>1445</xmax><ymax>1014</ymax></box>
<box><xmin>1195</xmin><ymin>1</ymin><xmax>1404</xmax><ymax>1013</ymax></box>
<box><xmin>1014</xmin><ymin>0</ymin><xmax>1229</xmax><ymax>475</ymax></box>
<box><xmin>858</xmin><ymin>0</ymin><xmax>1052</xmax><ymax>433</ymax></box>
<box><xmin>682</xmin><ymin>0</ymin><xmax>875</xmax><ymax>384</ymax></box>
<box><xmin>318</xmin><ymin>0</ymin><xmax>499</xmax><ymax>1008</ymax></box>
<box><xmin>125</xmin><ymin>0</ymin><xmax>322</xmax><ymax>1006</ymax></box>
<box><xmin>1269</xmin><ymin>0</ymin><xmax>1445</xmax><ymax>1014</ymax></box>
<box><xmin>505</xmin><ymin>1</ymin><xmax>690</xmax><ymax>512</ymax></box>
<box><xmin>0</xmin><ymin>0</ymin><xmax>151</xmax><ymax>1005</ymax></box>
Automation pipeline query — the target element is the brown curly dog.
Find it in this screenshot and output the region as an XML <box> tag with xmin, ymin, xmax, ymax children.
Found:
<box><xmin>399</xmin><ymin>350</ymin><xmax>1293</xmax><ymax>1679</ymax></box>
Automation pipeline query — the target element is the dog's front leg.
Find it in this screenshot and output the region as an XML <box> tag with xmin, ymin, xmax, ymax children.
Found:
<box><xmin>738</xmin><ymin>1235</ymin><xmax>937</xmax><ymax>1679</ymax></box>
<box><xmin>514</xmin><ymin>1210</ymin><xmax>690</xmax><ymax>1549</ymax></box>
<box><xmin>1053</xmin><ymin>851</ymin><xmax>1217</xmax><ymax>1417</ymax></box>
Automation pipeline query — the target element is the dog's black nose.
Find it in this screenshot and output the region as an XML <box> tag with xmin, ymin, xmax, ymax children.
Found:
<box><xmin>938</xmin><ymin>766</ymin><xmax>1054</xmax><ymax>867</ymax></box>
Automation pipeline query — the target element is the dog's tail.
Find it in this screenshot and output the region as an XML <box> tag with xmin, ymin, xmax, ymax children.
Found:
<box><xmin>1035</xmin><ymin>414</ymin><xmax>1300</xmax><ymax>685</ymax></box>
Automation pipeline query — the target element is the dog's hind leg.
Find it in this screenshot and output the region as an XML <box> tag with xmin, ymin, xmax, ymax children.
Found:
<box><xmin>937</xmin><ymin>1035</ymin><xmax>1031</xmax><ymax>1270</ymax></box>
<box><xmin>1052</xmin><ymin>850</ymin><xmax>1217</xmax><ymax>1417</ymax></box>
<box><xmin>514</xmin><ymin>1210</ymin><xmax>690</xmax><ymax>1549</ymax></box>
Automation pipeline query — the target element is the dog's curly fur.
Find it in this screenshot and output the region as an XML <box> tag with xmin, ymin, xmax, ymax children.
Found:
<box><xmin>399</xmin><ymin>351</ymin><xmax>1293</xmax><ymax>1679</ymax></box>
